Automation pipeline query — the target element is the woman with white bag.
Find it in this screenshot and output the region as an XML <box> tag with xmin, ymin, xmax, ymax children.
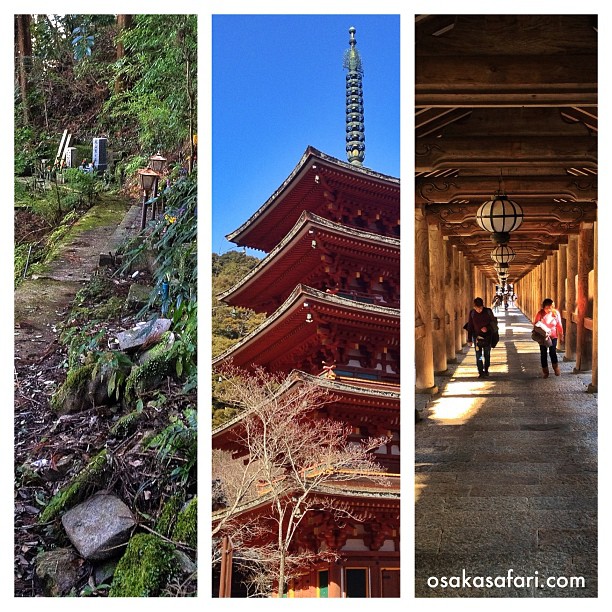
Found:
<box><xmin>533</xmin><ymin>298</ymin><xmax>564</xmax><ymax>378</ymax></box>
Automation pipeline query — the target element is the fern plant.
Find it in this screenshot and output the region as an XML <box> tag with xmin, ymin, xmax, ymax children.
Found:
<box><xmin>147</xmin><ymin>408</ymin><xmax>197</xmax><ymax>486</ymax></box>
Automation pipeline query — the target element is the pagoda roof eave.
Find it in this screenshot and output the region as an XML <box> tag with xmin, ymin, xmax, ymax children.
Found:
<box><xmin>212</xmin><ymin>478</ymin><xmax>400</xmax><ymax>524</ymax></box>
<box><xmin>217</xmin><ymin>211</ymin><xmax>400</xmax><ymax>310</ymax></box>
<box><xmin>225</xmin><ymin>146</ymin><xmax>400</xmax><ymax>251</ymax></box>
<box><xmin>212</xmin><ymin>369</ymin><xmax>400</xmax><ymax>439</ymax></box>
<box><xmin>211</xmin><ymin>284</ymin><xmax>399</xmax><ymax>370</ymax></box>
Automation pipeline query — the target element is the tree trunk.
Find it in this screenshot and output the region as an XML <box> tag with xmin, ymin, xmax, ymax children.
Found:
<box><xmin>278</xmin><ymin>548</ymin><xmax>286</xmax><ymax>598</ymax></box>
<box><xmin>15</xmin><ymin>14</ymin><xmax>32</xmax><ymax>126</ymax></box>
<box><xmin>114</xmin><ymin>14</ymin><xmax>133</xmax><ymax>94</ymax></box>
<box><xmin>186</xmin><ymin>56</ymin><xmax>195</xmax><ymax>173</ymax></box>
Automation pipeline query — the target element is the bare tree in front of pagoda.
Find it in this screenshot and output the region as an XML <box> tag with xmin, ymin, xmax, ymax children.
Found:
<box><xmin>213</xmin><ymin>363</ymin><xmax>390</xmax><ymax>597</ymax></box>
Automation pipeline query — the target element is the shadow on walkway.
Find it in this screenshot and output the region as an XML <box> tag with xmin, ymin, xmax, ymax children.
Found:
<box><xmin>415</xmin><ymin>305</ymin><xmax>597</xmax><ymax>597</ymax></box>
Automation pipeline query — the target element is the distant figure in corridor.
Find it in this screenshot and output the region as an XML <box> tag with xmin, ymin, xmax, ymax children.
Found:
<box><xmin>534</xmin><ymin>298</ymin><xmax>564</xmax><ymax>378</ymax></box>
<box><xmin>465</xmin><ymin>297</ymin><xmax>498</xmax><ymax>378</ymax></box>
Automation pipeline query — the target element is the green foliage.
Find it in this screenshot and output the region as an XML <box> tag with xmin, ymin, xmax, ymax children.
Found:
<box><xmin>211</xmin><ymin>251</ymin><xmax>265</xmax><ymax>358</ymax></box>
<box><xmin>118</xmin><ymin>174</ymin><xmax>197</xmax><ymax>315</ymax></box>
<box><xmin>109</xmin><ymin>533</ymin><xmax>177</xmax><ymax>597</ymax></box>
<box><xmin>63</xmin><ymin>168</ymin><xmax>103</xmax><ymax>207</ymax></box>
<box><xmin>171</xmin><ymin>298</ymin><xmax>197</xmax><ymax>391</ymax></box>
<box><xmin>122</xmin><ymin>154</ymin><xmax>149</xmax><ymax>177</ymax></box>
<box><xmin>71</xmin><ymin>24</ymin><xmax>95</xmax><ymax>61</ymax></box>
<box><xmin>14</xmin><ymin>127</ymin><xmax>38</xmax><ymax>175</ymax></box>
<box><xmin>14</xmin><ymin>243</ymin><xmax>31</xmax><ymax>286</ymax></box>
<box><xmin>117</xmin><ymin>174</ymin><xmax>198</xmax><ymax>392</ymax></box>
<box><xmin>147</xmin><ymin>408</ymin><xmax>197</xmax><ymax>486</ymax></box>
<box><xmin>91</xmin><ymin>351</ymin><xmax>134</xmax><ymax>401</ymax></box>
<box><xmin>60</xmin><ymin>321</ymin><xmax>105</xmax><ymax>369</ymax></box>
<box><xmin>39</xmin><ymin>449</ymin><xmax>108</xmax><ymax>523</ymax></box>
<box><xmin>105</xmin><ymin>14</ymin><xmax>197</xmax><ymax>152</ymax></box>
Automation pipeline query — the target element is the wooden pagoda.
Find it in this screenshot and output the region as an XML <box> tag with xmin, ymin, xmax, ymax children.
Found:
<box><xmin>212</xmin><ymin>28</ymin><xmax>400</xmax><ymax>598</ymax></box>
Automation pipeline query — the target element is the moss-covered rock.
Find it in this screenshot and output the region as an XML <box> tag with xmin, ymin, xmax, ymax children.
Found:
<box><xmin>39</xmin><ymin>449</ymin><xmax>108</xmax><ymax>523</ymax></box>
<box><xmin>172</xmin><ymin>496</ymin><xmax>197</xmax><ymax>549</ymax></box>
<box><xmin>35</xmin><ymin>548</ymin><xmax>82</xmax><ymax>596</ymax></box>
<box><xmin>110</xmin><ymin>408</ymin><xmax>144</xmax><ymax>437</ymax></box>
<box><xmin>124</xmin><ymin>337</ymin><xmax>176</xmax><ymax>399</ymax></box>
<box><xmin>96</xmin><ymin>295</ymin><xmax>125</xmax><ymax>320</ymax></box>
<box><xmin>50</xmin><ymin>362</ymin><xmax>96</xmax><ymax>414</ymax></box>
<box><xmin>108</xmin><ymin>533</ymin><xmax>177</xmax><ymax>597</ymax></box>
<box><xmin>155</xmin><ymin>493</ymin><xmax>184</xmax><ymax>538</ymax></box>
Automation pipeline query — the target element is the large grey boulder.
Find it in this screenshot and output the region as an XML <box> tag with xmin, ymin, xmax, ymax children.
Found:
<box><xmin>116</xmin><ymin>318</ymin><xmax>172</xmax><ymax>351</ymax></box>
<box><xmin>62</xmin><ymin>492</ymin><xmax>136</xmax><ymax>561</ymax></box>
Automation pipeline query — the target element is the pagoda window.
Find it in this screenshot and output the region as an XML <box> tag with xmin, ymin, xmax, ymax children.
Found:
<box><xmin>345</xmin><ymin>568</ymin><xmax>369</xmax><ymax>598</ymax></box>
<box><xmin>317</xmin><ymin>570</ymin><xmax>329</xmax><ymax>598</ymax></box>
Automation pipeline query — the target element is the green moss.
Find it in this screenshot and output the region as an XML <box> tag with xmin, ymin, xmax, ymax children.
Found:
<box><xmin>124</xmin><ymin>335</ymin><xmax>176</xmax><ymax>399</ymax></box>
<box><xmin>39</xmin><ymin>449</ymin><xmax>108</xmax><ymax>523</ymax></box>
<box><xmin>109</xmin><ymin>533</ymin><xmax>177</xmax><ymax>597</ymax></box>
<box><xmin>155</xmin><ymin>494</ymin><xmax>185</xmax><ymax>538</ymax></box>
<box><xmin>50</xmin><ymin>363</ymin><xmax>95</xmax><ymax>414</ymax></box>
<box><xmin>110</xmin><ymin>408</ymin><xmax>144</xmax><ymax>438</ymax></box>
<box><xmin>172</xmin><ymin>496</ymin><xmax>197</xmax><ymax>549</ymax></box>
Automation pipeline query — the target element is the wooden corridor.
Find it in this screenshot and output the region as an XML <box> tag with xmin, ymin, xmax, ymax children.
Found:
<box><xmin>415</xmin><ymin>304</ymin><xmax>597</xmax><ymax>597</ymax></box>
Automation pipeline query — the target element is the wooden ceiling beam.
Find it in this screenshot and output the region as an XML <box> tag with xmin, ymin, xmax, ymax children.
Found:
<box><xmin>416</xmin><ymin>136</ymin><xmax>597</xmax><ymax>172</ymax></box>
<box><xmin>416</xmin><ymin>55</ymin><xmax>596</xmax><ymax>101</ymax></box>
<box><xmin>416</xmin><ymin>176</ymin><xmax>597</xmax><ymax>204</ymax></box>
<box><xmin>424</xmin><ymin>201</ymin><xmax>596</xmax><ymax>222</ymax></box>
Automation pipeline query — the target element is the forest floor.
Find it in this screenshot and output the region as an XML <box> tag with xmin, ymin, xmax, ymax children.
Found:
<box><xmin>13</xmin><ymin>197</ymin><xmax>150</xmax><ymax>597</ymax></box>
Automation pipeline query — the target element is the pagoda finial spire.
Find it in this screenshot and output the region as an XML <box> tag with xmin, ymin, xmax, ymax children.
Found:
<box><xmin>343</xmin><ymin>26</ymin><xmax>365</xmax><ymax>166</ymax></box>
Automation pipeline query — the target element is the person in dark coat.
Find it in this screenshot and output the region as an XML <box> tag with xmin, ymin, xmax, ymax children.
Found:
<box><xmin>465</xmin><ymin>297</ymin><xmax>498</xmax><ymax>378</ymax></box>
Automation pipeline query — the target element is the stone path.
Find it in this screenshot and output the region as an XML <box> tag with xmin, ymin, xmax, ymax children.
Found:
<box><xmin>14</xmin><ymin>200</ymin><xmax>141</xmax><ymax>361</ymax></box>
<box><xmin>415</xmin><ymin>304</ymin><xmax>597</xmax><ymax>598</ymax></box>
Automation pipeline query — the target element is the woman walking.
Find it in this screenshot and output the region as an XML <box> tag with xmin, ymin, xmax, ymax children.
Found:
<box><xmin>534</xmin><ymin>298</ymin><xmax>564</xmax><ymax>378</ymax></box>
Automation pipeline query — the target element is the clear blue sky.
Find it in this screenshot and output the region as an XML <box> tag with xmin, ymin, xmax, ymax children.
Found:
<box><xmin>212</xmin><ymin>14</ymin><xmax>400</xmax><ymax>256</ymax></box>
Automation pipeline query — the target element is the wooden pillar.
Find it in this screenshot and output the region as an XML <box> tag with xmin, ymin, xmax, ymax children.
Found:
<box><xmin>219</xmin><ymin>536</ymin><xmax>233</xmax><ymax>597</ymax></box>
<box><xmin>550</xmin><ymin>251</ymin><xmax>558</xmax><ymax>302</ymax></box>
<box><xmin>444</xmin><ymin>239</ymin><xmax>457</xmax><ymax>362</ymax></box>
<box><xmin>328</xmin><ymin>563</ymin><xmax>342</xmax><ymax>598</ymax></box>
<box><xmin>557</xmin><ymin>244</ymin><xmax>567</xmax><ymax>352</ymax></box>
<box><xmin>574</xmin><ymin>223</ymin><xmax>594</xmax><ymax>372</ymax></box>
<box><xmin>415</xmin><ymin>206</ymin><xmax>437</xmax><ymax>393</ymax></box>
<box><xmin>453</xmin><ymin>247</ymin><xmax>463</xmax><ymax>351</ymax></box>
<box><xmin>370</xmin><ymin>565</ymin><xmax>382</xmax><ymax>597</ymax></box>
<box><xmin>428</xmin><ymin>223</ymin><xmax>447</xmax><ymax>373</ymax></box>
<box><xmin>463</xmin><ymin>258</ymin><xmax>472</xmax><ymax>343</ymax></box>
<box><xmin>564</xmin><ymin>235</ymin><xmax>578</xmax><ymax>362</ymax></box>
<box><xmin>588</xmin><ymin>221</ymin><xmax>598</xmax><ymax>392</ymax></box>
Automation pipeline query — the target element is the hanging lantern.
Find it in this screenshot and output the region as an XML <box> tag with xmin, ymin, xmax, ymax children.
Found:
<box><xmin>476</xmin><ymin>192</ymin><xmax>523</xmax><ymax>244</ymax></box>
<box><xmin>494</xmin><ymin>262</ymin><xmax>510</xmax><ymax>273</ymax></box>
<box><xmin>491</xmin><ymin>244</ymin><xmax>516</xmax><ymax>265</ymax></box>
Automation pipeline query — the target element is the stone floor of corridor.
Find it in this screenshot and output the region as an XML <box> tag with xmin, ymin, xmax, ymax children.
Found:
<box><xmin>415</xmin><ymin>305</ymin><xmax>597</xmax><ymax>598</ymax></box>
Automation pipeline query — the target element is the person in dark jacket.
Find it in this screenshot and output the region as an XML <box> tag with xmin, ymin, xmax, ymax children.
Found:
<box><xmin>465</xmin><ymin>297</ymin><xmax>497</xmax><ymax>378</ymax></box>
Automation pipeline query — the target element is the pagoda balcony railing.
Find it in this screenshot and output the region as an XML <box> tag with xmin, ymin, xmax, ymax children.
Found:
<box><xmin>332</xmin><ymin>289</ymin><xmax>399</xmax><ymax>308</ymax></box>
<box><xmin>256</xmin><ymin>468</ymin><xmax>399</xmax><ymax>496</ymax></box>
<box><xmin>324</xmin><ymin>364</ymin><xmax>399</xmax><ymax>384</ymax></box>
